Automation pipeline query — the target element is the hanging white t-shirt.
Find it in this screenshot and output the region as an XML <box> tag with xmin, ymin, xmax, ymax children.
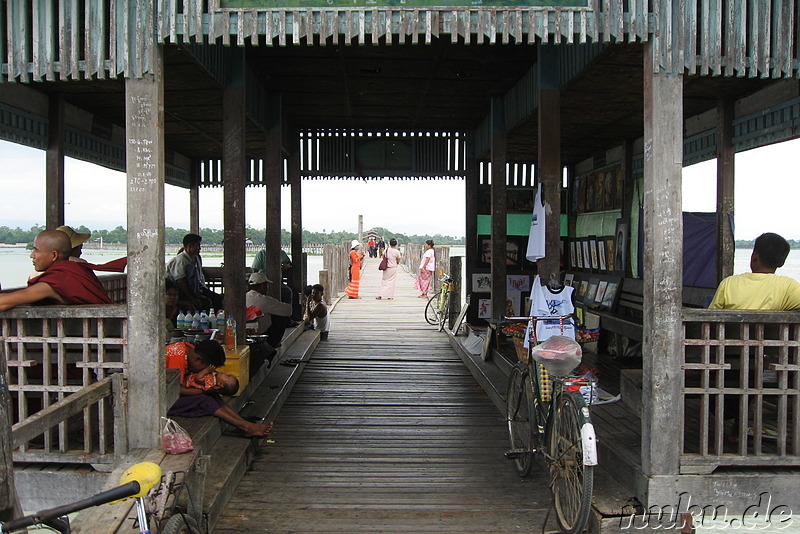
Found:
<box><xmin>524</xmin><ymin>275</ymin><xmax>575</xmax><ymax>347</ymax></box>
<box><xmin>525</xmin><ymin>183</ymin><xmax>546</xmax><ymax>262</ymax></box>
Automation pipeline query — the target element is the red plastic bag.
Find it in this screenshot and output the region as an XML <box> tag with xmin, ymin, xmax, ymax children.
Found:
<box><xmin>161</xmin><ymin>417</ymin><xmax>193</xmax><ymax>454</ymax></box>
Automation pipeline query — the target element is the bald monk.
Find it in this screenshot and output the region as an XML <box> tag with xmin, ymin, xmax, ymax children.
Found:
<box><xmin>0</xmin><ymin>230</ymin><xmax>112</xmax><ymax>311</ymax></box>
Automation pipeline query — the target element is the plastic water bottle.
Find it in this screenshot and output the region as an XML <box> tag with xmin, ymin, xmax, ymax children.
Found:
<box><xmin>217</xmin><ymin>309</ymin><xmax>226</xmax><ymax>330</ymax></box>
<box><xmin>199</xmin><ymin>310</ymin><xmax>209</xmax><ymax>330</ymax></box>
<box><xmin>191</xmin><ymin>310</ymin><xmax>200</xmax><ymax>329</ymax></box>
<box><xmin>225</xmin><ymin>315</ymin><xmax>236</xmax><ymax>351</ymax></box>
<box><xmin>209</xmin><ymin>308</ymin><xmax>216</xmax><ymax>322</ymax></box>
<box><xmin>176</xmin><ymin>310</ymin><xmax>186</xmax><ymax>329</ymax></box>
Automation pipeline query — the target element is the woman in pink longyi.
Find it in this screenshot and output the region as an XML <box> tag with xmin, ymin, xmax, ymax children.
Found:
<box><xmin>414</xmin><ymin>240</ymin><xmax>436</xmax><ymax>298</ymax></box>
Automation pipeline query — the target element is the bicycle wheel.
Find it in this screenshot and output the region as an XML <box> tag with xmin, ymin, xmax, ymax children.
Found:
<box><xmin>424</xmin><ymin>294</ymin><xmax>439</xmax><ymax>325</ymax></box>
<box><xmin>437</xmin><ymin>291</ymin><xmax>451</xmax><ymax>332</ymax></box>
<box><xmin>160</xmin><ymin>513</ymin><xmax>200</xmax><ymax>534</ymax></box>
<box><xmin>548</xmin><ymin>390</ymin><xmax>594</xmax><ymax>534</ymax></box>
<box><xmin>506</xmin><ymin>363</ymin><xmax>535</xmax><ymax>476</ymax></box>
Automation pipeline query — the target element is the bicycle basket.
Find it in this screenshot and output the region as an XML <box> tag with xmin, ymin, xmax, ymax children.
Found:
<box><xmin>531</xmin><ymin>335</ymin><xmax>582</xmax><ymax>377</ymax></box>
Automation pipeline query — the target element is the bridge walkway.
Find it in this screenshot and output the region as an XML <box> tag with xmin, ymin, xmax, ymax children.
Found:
<box><xmin>214</xmin><ymin>259</ymin><xmax>558</xmax><ymax>533</ymax></box>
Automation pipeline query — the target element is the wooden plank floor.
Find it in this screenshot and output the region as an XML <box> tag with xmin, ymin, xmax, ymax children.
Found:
<box><xmin>215</xmin><ymin>260</ymin><xmax>559</xmax><ymax>533</ymax></box>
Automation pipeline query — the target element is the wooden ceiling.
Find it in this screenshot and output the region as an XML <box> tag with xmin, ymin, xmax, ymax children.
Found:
<box><xmin>32</xmin><ymin>39</ymin><xmax>775</xmax><ymax>169</ymax></box>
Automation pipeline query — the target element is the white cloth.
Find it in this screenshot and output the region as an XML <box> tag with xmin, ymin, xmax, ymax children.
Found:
<box><xmin>314</xmin><ymin>311</ymin><xmax>330</xmax><ymax>333</ymax></box>
<box><xmin>419</xmin><ymin>248</ymin><xmax>435</xmax><ymax>272</ymax></box>
<box><xmin>524</xmin><ymin>275</ymin><xmax>575</xmax><ymax>347</ymax></box>
<box><xmin>246</xmin><ymin>289</ymin><xmax>292</xmax><ymax>332</ymax></box>
<box><xmin>526</xmin><ymin>183</ymin><xmax>546</xmax><ymax>262</ymax></box>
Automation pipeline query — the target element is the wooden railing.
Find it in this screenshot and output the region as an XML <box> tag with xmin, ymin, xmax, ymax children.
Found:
<box><xmin>681</xmin><ymin>309</ymin><xmax>800</xmax><ymax>474</ymax></box>
<box><xmin>0</xmin><ymin>304</ymin><xmax>128</xmax><ymax>468</ymax></box>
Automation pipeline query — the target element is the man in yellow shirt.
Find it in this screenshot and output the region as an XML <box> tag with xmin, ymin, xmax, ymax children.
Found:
<box><xmin>709</xmin><ymin>232</ymin><xmax>800</xmax><ymax>310</ymax></box>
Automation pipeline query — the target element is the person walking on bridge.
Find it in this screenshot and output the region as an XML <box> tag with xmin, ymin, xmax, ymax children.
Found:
<box><xmin>345</xmin><ymin>240</ymin><xmax>364</xmax><ymax>299</ymax></box>
<box><xmin>414</xmin><ymin>240</ymin><xmax>436</xmax><ymax>298</ymax></box>
<box><xmin>376</xmin><ymin>238</ymin><xmax>401</xmax><ymax>300</ymax></box>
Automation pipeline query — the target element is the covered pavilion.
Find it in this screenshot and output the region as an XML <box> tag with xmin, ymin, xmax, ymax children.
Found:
<box><xmin>1</xmin><ymin>0</ymin><xmax>800</xmax><ymax>526</ymax></box>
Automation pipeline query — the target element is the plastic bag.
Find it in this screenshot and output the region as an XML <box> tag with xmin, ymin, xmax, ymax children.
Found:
<box><xmin>531</xmin><ymin>335</ymin><xmax>582</xmax><ymax>376</ymax></box>
<box><xmin>161</xmin><ymin>417</ymin><xmax>193</xmax><ymax>454</ymax></box>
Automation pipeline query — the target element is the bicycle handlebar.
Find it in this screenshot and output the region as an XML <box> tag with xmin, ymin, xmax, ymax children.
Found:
<box><xmin>0</xmin><ymin>481</ymin><xmax>141</xmax><ymax>533</ymax></box>
<box><xmin>501</xmin><ymin>314</ymin><xmax>574</xmax><ymax>322</ymax></box>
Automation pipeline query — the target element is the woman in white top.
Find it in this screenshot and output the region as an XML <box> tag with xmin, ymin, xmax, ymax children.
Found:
<box><xmin>413</xmin><ymin>240</ymin><xmax>436</xmax><ymax>298</ymax></box>
<box><xmin>377</xmin><ymin>238</ymin><xmax>402</xmax><ymax>300</ymax></box>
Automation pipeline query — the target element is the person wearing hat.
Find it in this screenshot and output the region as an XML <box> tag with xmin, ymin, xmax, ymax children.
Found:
<box><xmin>0</xmin><ymin>230</ymin><xmax>111</xmax><ymax>311</ymax></box>
<box><xmin>246</xmin><ymin>272</ymin><xmax>293</xmax><ymax>348</ymax></box>
<box><xmin>345</xmin><ymin>240</ymin><xmax>365</xmax><ymax>299</ymax></box>
<box><xmin>55</xmin><ymin>225</ymin><xmax>91</xmax><ymax>262</ymax></box>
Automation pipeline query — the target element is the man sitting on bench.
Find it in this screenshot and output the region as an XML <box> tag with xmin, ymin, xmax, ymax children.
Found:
<box><xmin>709</xmin><ymin>232</ymin><xmax>800</xmax><ymax>310</ymax></box>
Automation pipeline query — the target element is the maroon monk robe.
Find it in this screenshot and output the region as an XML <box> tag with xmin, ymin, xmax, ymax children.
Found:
<box><xmin>29</xmin><ymin>260</ymin><xmax>112</xmax><ymax>305</ymax></box>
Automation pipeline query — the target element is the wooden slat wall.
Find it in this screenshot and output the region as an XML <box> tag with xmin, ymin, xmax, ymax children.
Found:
<box><xmin>2</xmin><ymin>1</ymin><xmax>800</xmax><ymax>82</ymax></box>
<box><xmin>681</xmin><ymin>309</ymin><xmax>800</xmax><ymax>474</ymax></box>
<box><xmin>0</xmin><ymin>305</ymin><xmax>128</xmax><ymax>466</ymax></box>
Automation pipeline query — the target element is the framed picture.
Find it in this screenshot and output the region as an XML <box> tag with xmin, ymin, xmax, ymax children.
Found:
<box><xmin>579</xmin><ymin>280</ymin><xmax>589</xmax><ymax>298</ymax></box>
<box><xmin>569</xmin><ymin>241</ymin><xmax>577</xmax><ymax>269</ymax></box>
<box><xmin>564</xmin><ymin>273</ymin><xmax>574</xmax><ymax>287</ymax></box>
<box><xmin>582</xmin><ymin>239</ymin><xmax>591</xmax><ymax>271</ymax></box>
<box><xmin>575</xmin><ymin>306</ymin><xmax>584</xmax><ymax>326</ymax></box>
<box><xmin>601</xmin><ymin>280</ymin><xmax>621</xmax><ymax>311</ymax></box>
<box><xmin>452</xmin><ymin>302</ymin><xmax>470</xmax><ymax>335</ymax></box>
<box><xmin>585</xmin><ymin>278</ymin><xmax>599</xmax><ymax>303</ymax></box>
<box><xmin>595</xmin><ymin>280</ymin><xmax>608</xmax><ymax>306</ymax></box>
<box><xmin>614</xmin><ymin>218</ymin><xmax>630</xmax><ymax>277</ymax></box>
<box><xmin>505</xmin><ymin>292</ymin><xmax>521</xmax><ymax>316</ymax></box>
<box><xmin>478</xmin><ymin>299</ymin><xmax>492</xmax><ymax>319</ymax></box>
<box><xmin>472</xmin><ymin>273</ymin><xmax>491</xmax><ymax>293</ymax></box>
<box><xmin>589</xmin><ymin>237</ymin><xmax>599</xmax><ymax>271</ymax></box>
<box><xmin>507</xmin><ymin>274</ymin><xmax>530</xmax><ymax>293</ymax></box>
<box><xmin>597</xmin><ymin>239</ymin><xmax>607</xmax><ymax>272</ymax></box>
<box><xmin>480</xmin><ymin>237</ymin><xmax>492</xmax><ymax>265</ymax></box>
<box><xmin>605</xmin><ymin>237</ymin><xmax>615</xmax><ymax>273</ymax></box>
<box><xmin>575</xmin><ymin>240</ymin><xmax>584</xmax><ymax>269</ymax></box>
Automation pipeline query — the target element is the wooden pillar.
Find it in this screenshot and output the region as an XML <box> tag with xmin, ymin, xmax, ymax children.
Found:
<box><xmin>642</xmin><ymin>41</ymin><xmax>684</xmax><ymax>477</ymax></box>
<box><xmin>490</xmin><ymin>97</ymin><xmax>508</xmax><ymax>319</ymax></box>
<box><xmin>621</xmin><ymin>139</ymin><xmax>635</xmax><ymax>277</ymax></box>
<box><xmin>538</xmin><ymin>44</ymin><xmax>561</xmax><ymax>281</ymax></box>
<box><xmin>289</xmin><ymin>134</ymin><xmax>303</xmax><ymax>318</ymax></box>
<box><xmin>125</xmin><ymin>46</ymin><xmax>166</xmax><ymax>448</ymax></box>
<box><xmin>265</xmin><ymin>93</ymin><xmax>283</xmax><ymax>300</ymax></box>
<box><xmin>223</xmin><ymin>52</ymin><xmax>247</xmax><ymax>344</ymax></box>
<box><xmin>189</xmin><ymin>160</ymin><xmax>200</xmax><ymax>234</ymax></box>
<box><xmin>46</xmin><ymin>94</ymin><xmax>65</xmax><ymax>228</ymax></box>
<box><xmin>716</xmin><ymin>98</ymin><xmax>735</xmax><ymax>281</ymax></box>
<box><xmin>465</xmin><ymin>147</ymin><xmax>478</xmax><ymax>300</ymax></box>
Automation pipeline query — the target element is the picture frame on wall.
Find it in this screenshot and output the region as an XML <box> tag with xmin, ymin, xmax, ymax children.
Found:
<box><xmin>589</xmin><ymin>237</ymin><xmax>599</xmax><ymax>271</ymax></box>
<box><xmin>597</xmin><ymin>239</ymin><xmax>607</xmax><ymax>272</ymax></box>
<box><xmin>564</xmin><ymin>273</ymin><xmax>574</xmax><ymax>287</ymax></box>
<box><xmin>472</xmin><ymin>273</ymin><xmax>491</xmax><ymax>293</ymax></box>
<box><xmin>582</xmin><ymin>239</ymin><xmax>591</xmax><ymax>271</ymax></box>
<box><xmin>575</xmin><ymin>240</ymin><xmax>584</xmax><ymax>269</ymax></box>
<box><xmin>605</xmin><ymin>237</ymin><xmax>615</xmax><ymax>273</ymax></box>
<box><xmin>569</xmin><ymin>241</ymin><xmax>577</xmax><ymax>269</ymax></box>
<box><xmin>614</xmin><ymin>218</ymin><xmax>630</xmax><ymax>277</ymax></box>
<box><xmin>478</xmin><ymin>299</ymin><xmax>492</xmax><ymax>319</ymax></box>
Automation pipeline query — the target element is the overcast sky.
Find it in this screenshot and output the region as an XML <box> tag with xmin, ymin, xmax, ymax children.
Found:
<box><xmin>0</xmin><ymin>137</ymin><xmax>798</xmax><ymax>240</ymax></box>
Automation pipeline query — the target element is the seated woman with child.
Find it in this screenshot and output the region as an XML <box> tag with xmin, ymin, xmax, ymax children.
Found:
<box><xmin>165</xmin><ymin>340</ymin><xmax>272</xmax><ymax>438</ymax></box>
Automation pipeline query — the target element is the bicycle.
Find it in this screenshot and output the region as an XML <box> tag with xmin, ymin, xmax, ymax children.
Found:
<box><xmin>0</xmin><ymin>462</ymin><xmax>201</xmax><ymax>534</ymax></box>
<box><xmin>424</xmin><ymin>272</ymin><xmax>455</xmax><ymax>331</ymax></box>
<box><xmin>503</xmin><ymin>314</ymin><xmax>598</xmax><ymax>534</ymax></box>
